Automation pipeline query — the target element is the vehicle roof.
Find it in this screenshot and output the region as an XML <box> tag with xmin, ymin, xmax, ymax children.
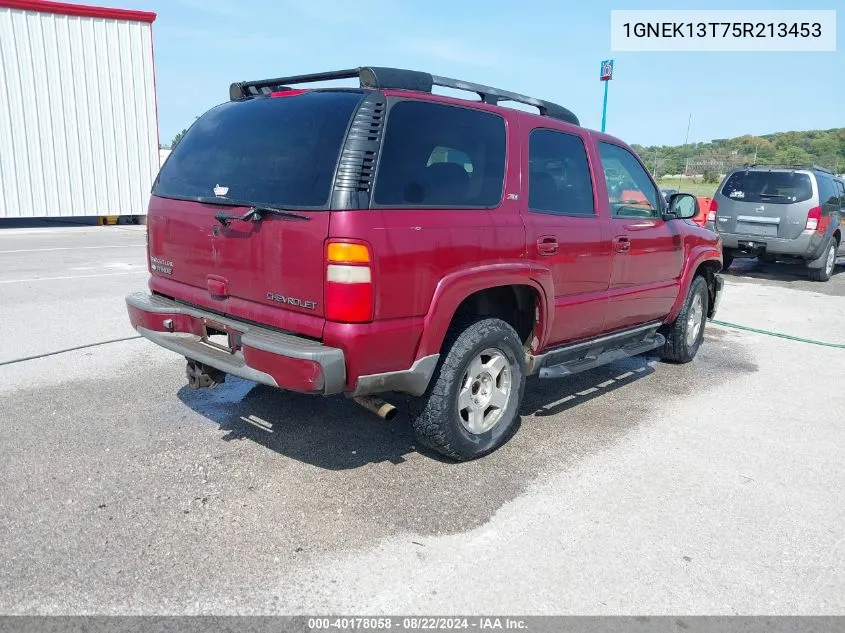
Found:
<box><xmin>727</xmin><ymin>165</ymin><xmax>831</xmax><ymax>176</ymax></box>
<box><xmin>228</xmin><ymin>66</ymin><xmax>582</xmax><ymax>127</ymax></box>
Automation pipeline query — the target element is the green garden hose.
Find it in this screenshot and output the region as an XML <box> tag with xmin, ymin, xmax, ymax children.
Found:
<box><xmin>711</xmin><ymin>320</ymin><xmax>845</xmax><ymax>349</ymax></box>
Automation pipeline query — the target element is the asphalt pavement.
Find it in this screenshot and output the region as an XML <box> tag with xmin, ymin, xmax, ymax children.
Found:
<box><xmin>0</xmin><ymin>226</ymin><xmax>843</xmax><ymax>615</ymax></box>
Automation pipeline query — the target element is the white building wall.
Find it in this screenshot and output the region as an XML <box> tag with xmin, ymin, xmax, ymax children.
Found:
<box><xmin>0</xmin><ymin>5</ymin><xmax>158</xmax><ymax>218</ymax></box>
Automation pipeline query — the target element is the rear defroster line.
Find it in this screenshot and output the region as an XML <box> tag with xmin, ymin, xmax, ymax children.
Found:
<box><xmin>0</xmin><ymin>335</ymin><xmax>143</xmax><ymax>367</ymax></box>
<box><xmin>711</xmin><ymin>320</ymin><xmax>845</xmax><ymax>349</ymax></box>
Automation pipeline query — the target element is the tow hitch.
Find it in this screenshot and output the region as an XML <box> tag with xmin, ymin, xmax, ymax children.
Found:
<box><xmin>185</xmin><ymin>359</ymin><xmax>226</xmax><ymax>388</ymax></box>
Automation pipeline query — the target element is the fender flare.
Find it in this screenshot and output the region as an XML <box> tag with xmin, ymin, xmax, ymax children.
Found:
<box><xmin>414</xmin><ymin>263</ymin><xmax>553</xmax><ymax>359</ymax></box>
<box><xmin>665</xmin><ymin>245</ymin><xmax>723</xmax><ymax>323</ymax></box>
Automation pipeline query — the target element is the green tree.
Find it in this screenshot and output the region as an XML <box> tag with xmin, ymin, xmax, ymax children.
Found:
<box><xmin>169</xmin><ymin>117</ymin><xmax>200</xmax><ymax>149</ymax></box>
<box><xmin>632</xmin><ymin>128</ymin><xmax>843</xmax><ymax>173</ymax></box>
<box><xmin>170</xmin><ymin>128</ymin><xmax>189</xmax><ymax>149</ymax></box>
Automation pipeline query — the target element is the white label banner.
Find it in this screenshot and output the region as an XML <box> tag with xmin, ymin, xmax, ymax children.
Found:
<box><xmin>610</xmin><ymin>10</ymin><xmax>837</xmax><ymax>51</ymax></box>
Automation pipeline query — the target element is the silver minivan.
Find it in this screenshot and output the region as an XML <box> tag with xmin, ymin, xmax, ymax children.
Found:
<box><xmin>708</xmin><ymin>165</ymin><xmax>844</xmax><ymax>281</ymax></box>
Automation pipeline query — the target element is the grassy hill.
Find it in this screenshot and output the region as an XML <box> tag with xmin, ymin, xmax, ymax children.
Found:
<box><xmin>633</xmin><ymin>128</ymin><xmax>845</xmax><ymax>181</ymax></box>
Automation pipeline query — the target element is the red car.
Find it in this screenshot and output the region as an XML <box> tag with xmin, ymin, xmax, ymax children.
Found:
<box><xmin>127</xmin><ymin>66</ymin><xmax>724</xmax><ymax>460</ymax></box>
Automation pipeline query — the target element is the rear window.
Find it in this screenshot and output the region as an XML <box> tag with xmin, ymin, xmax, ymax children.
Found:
<box><xmin>720</xmin><ymin>170</ymin><xmax>813</xmax><ymax>204</ymax></box>
<box><xmin>153</xmin><ymin>91</ymin><xmax>364</xmax><ymax>209</ymax></box>
<box><xmin>372</xmin><ymin>100</ymin><xmax>506</xmax><ymax>208</ymax></box>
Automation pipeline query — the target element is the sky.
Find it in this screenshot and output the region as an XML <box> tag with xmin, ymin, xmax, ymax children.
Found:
<box><xmin>104</xmin><ymin>0</ymin><xmax>843</xmax><ymax>147</ymax></box>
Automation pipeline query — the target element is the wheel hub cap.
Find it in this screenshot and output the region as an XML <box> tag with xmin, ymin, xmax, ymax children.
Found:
<box><xmin>458</xmin><ymin>348</ymin><xmax>512</xmax><ymax>435</ymax></box>
<box><xmin>826</xmin><ymin>246</ymin><xmax>835</xmax><ymax>275</ymax></box>
<box><xmin>685</xmin><ymin>293</ymin><xmax>704</xmax><ymax>347</ymax></box>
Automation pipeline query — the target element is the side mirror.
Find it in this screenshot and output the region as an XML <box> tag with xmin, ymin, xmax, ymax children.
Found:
<box><xmin>666</xmin><ymin>193</ymin><xmax>698</xmax><ymax>220</ymax></box>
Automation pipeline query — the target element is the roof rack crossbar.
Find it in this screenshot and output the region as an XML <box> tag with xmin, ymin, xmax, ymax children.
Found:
<box><xmin>229</xmin><ymin>68</ymin><xmax>360</xmax><ymax>99</ymax></box>
<box><xmin>229</xmin><ymin>66</ymin><xmax>580</xmax><ymax>126</ymax></box>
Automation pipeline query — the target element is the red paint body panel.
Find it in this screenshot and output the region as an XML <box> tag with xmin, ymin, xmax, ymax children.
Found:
<box><xmin>148</xmin><ymin>275</ymin><xmax>326</xmax><ymax>341</ymax></box>
<box><xmin>0</xmin><ymin>0</ymin><xmax>156</xmax><ymax>22</ymax></box>
<box><xmin>665</xmin><ymin>229</ymin><xmax>724</xmax><ymax>323</ymax></box>
<box><xmin>127</xmin><ymin>302</ymin><xmax>202</xmax><ymax>336</ymax></box>
<box><xmin>133</xmin><ymin>88</ymin><xmax>723</xmax><ymax>396</ymax></box>
<box><xmin>693</xmin><ymin>197</ymin><xmax>713</xmax><ymax>226</ymax></box>
<box><xmin>518</xmin><ymin>117</ymin><xmax>613</xmax><ymax>345</ymax></box>
<box><xmin>324</xmin><ymin>318</ymin><xmax>423</xmax><ymax>391</ymax></box>
<box><xmin>146</xmin><ymin>195</ymin><xmax>328</xmax><ymax>324</ymax></box>
<box><xmin>415</xmin><ymin>266</ymin><xmax>548</xmax><ymax>358</ymax></box>
<box><xmin>243</xmin><ymin>347</ymin><xmax>324</xmax><ymax>393</ymax></box>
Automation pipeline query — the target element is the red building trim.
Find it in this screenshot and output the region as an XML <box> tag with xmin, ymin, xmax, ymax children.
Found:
<box><xmin>0</xmin><ymin>0</ymin><xmax>156</xmax><ymax>23</ymax></box>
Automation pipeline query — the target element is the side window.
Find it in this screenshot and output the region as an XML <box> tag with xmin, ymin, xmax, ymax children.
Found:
<box><xmin>818</xmin><ymin>176</ymin><xmax>838</xmax><ymax>214</ymax></box>
<box><xmin>372</xmin><ymin>101</ymin><xmax>506</xmax><ymax>208</ymax></box>
<box><xmin>598</xmin><ymin>142</ymin><xmax>660</xmax><ymax>218</ymax></box>
<box><xmin>838</xmin><ymin>181</ymin><xmax>845</xmax><ymax>208</ymax></box>
<box><xmin>528</xmin><ymin>129</ymin><xmax>594</xmax><ymax>216</ymax></box>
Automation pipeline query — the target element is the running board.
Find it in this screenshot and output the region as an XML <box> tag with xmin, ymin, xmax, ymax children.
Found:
<box><xmin>526</xmin><ymin>321</ymin><xmax>665</xmax><ymax>379</ymax></box>
<box><xmin>538</xmin><ymin>333</ymin><xmax>664</xmax><ymax>379</ymax></box>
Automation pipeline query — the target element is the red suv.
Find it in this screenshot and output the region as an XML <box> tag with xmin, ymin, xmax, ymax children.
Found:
<box><xmin>127</xmin><ymin>66</ymin><xmax>724</xmax><ymax>461</ymax></box>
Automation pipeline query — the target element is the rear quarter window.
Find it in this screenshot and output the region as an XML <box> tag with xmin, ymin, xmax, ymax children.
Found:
<box><xmin>528</xmin><ymin>128</ymin><xmax>594</xmax><ymax>216</ymax></box>
<box><xmin>372</xmin><ymin>100</ymin><xmax>506</xmax><ymax>208</ymax></box>
<box><xmin>720</xmin><ymin>170</ymin><xmax>813</xmax><ymax>204</ymax></box>
<box><xmin>818</xmin><ymin>175</ymin><xmax>839</xmax><ymax>214</ymax></box>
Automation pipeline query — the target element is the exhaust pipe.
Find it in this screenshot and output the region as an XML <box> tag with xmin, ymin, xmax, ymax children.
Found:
<box><xmin>353</xmin><ymin>395</ymin><xmax>398</xmax><ymax>421</ymax></box>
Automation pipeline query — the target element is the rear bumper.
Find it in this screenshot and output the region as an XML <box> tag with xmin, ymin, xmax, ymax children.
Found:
<box><xmin>126</xmin><ymin>292</ymin><xmax>346</xmax><ymax>394</ymax></box>
<box><xmin>718</xmin><ymin>229</ymin><xmax>825</xmax><ymax>259</ymax></box>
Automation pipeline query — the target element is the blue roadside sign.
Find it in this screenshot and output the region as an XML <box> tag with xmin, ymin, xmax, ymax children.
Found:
<box><xmin>600</xmin><ymin>59</ymin><xmax>614</xmax><ymax>81</ymax></box>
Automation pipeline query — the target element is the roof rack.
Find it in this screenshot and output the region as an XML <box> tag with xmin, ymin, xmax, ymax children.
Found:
<box><xmin>744</xmin><ymin>163</ymin><xmax>832</xmax><ymax>173</ymax></box>
<box><xmin>228</xmin><ymin>66</ymin><xmax>580</xmax><ymax>126</ymax></box>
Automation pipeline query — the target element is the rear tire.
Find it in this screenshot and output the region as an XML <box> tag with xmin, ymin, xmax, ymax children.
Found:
<box><xmin>409</xmin><ymin>318</ymin><xmax>525</xmax><ymax>461</ymax></box>
<box><xmin>807</xmin><ymin>240</ymin><xmax>837</xmax><ymax>282</ymax></box>
<box><xmin>659</xmin><ymin>276</ymin><xmax>709</xmax><ymax>364</ymax></box>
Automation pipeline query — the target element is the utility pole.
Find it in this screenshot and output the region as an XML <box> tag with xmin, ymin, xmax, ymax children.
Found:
<box><xmin>753</xmin><ymin>143</ymin><xmax>758</xmax><ymax>164</ymax></box>
<box><xmin>683</xmin><ymin>113</ymin><xmax>691</xmax><ymax>176</ymax></box>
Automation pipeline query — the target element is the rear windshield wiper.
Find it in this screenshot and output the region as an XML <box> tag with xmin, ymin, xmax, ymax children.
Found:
<box><xmin>200</xmin><ymin>201</ymin><xmax>311</xmax><ymax>226</ymax></box>
<box><xmin>758</xmin><ymin>193</ymin><xmax>788</xmax><ymax>199</ymax></box>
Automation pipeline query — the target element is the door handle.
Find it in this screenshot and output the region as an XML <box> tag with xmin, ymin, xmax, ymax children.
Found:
<box><xmin>613</xmin><ymin>236</ymin><xmax>631</xmax><ymax>253</ymax></box>
<box><xmin>537</xmin><ymin>236</ymin><xmax>559</xmax><ymax>256</ymax></box>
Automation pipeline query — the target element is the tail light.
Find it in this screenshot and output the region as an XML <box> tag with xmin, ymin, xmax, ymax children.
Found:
<box><xmin>706</xmin><ymin>199</ymin><xmax>718</xmax><ymax>223</ymax></box>
<box><xmin>805</xmin><ymin>206</ymin><xmax>824</xmax><ymax>232</ymax></box>
<box><xmin>325</xmin><ymin>241</ymin><xmax>373</xmax><ymax>323</ymax></box>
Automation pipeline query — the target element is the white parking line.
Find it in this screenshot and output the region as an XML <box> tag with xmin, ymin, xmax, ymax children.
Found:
<box><xmin>0</xmin><ymin>271</ymin><xmax>147</xmax><ymax>284</ymax></box>
<box><xmin>0</xmin><ymin>245</ymin><xmax>145</xmax><ymax>254</ymax></box>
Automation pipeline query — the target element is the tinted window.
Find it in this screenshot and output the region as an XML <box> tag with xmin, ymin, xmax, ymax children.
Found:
<box><xmin>528</xmin><ymin>129</ymin><xmax>594</xmax><ymax>216</ymax></box>
<box><xmin>598</xmin><ymin>142</ymin><xmax>659</xmax><ymax>218</ymax></box>
<box><xmin>373</xmin><ymin>101</ymin><xmax>506</xmax><ymax>208</ymax></box>
<box><xmin>720</xmin><ymin>170</ymin><xmax>813</xmax><ymax>204</ymax></box>
<box><xmin>818</xmin><ymin>175</ymin><xmax>839</xmax><ymax>213</ymax></box>
<box><xmin>154</xmin><ymin>91</ymin><xmax>364</xmax><ymax>208</ymax></box>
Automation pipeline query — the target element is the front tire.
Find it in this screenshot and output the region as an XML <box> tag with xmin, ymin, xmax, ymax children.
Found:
<box><xmin>807</xmin><ymin>240</ymin><xmax>837</xmax><ymax>282</ymax></box>
<box><xmin>410</xmin><ymin>318</ymin><xmax>525</xmax><ymax>461</ymax></box>
<box><xmin>659</xmin><ymin>275</ymin><xmax>709</xmax><ymax>364</ymax></box>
